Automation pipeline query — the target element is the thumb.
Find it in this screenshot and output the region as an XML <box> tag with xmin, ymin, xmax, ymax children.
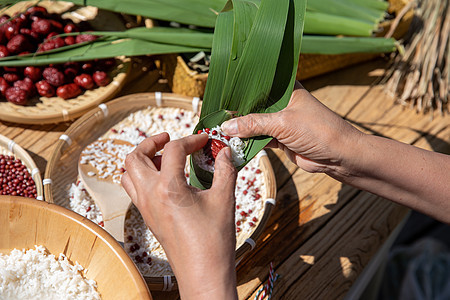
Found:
<box><xmin>221</xmin><ymin>113</ymin><xmax>276</xmax><ymax>138</ymax></box>
<box><xmin>211</xmin><ymin>147</ymin><xmax>237</xmax><ymax>196</ymax></box>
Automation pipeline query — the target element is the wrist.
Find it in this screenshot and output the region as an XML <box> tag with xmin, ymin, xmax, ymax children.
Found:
<box><xmin>325</xmin><ymin>126</ymin><xmax>367</xmax><ymax>182</ymax></box>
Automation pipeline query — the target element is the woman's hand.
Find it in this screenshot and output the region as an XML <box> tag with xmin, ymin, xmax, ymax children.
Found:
<box><xmin>222</xmin><ymin>81</ymin><xmax>450</xmax><ymax>223</ymax></box>
<box><xmin>221</xmin><ymin>81</ymin><xmax>363</xmax><ymax>175</ymax></box>
<box><xmin>122</xmin><ymin>133</ymin><xmax>238</xmax><ymax>300</ymax></box>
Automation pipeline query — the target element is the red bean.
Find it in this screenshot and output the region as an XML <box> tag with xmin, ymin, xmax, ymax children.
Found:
<box><xmin>0</xmin><ymin>155</ymin><xmax>37</xmax><ymax>198</ymax></box>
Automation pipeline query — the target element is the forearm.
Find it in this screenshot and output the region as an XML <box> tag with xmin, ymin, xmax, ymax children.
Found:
<box><xmin>330</xmin><ymin>133</ymin><xmax>450</xmax><ymax>224</ymax></box>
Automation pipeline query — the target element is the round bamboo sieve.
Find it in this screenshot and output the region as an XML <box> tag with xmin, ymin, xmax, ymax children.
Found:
<box><xmin>0</xmin><ymin>195</ymin><xmax>152</xmax><ymax>299</ymax></box>
<box><xmin>45</xmin><ymin>92</ymin><xmax>277</xmax><ymax>291</ymax></box>
<box><xmin>0</xmin><ymin>134</ymin><xmax>43</xmax><ymax>200</ymax></box>
<box><xmin>0</xmin><ymin>1</ymin><xmax>131</xmax><ymax>124</ymax></box>
<box><xmin>0</xmin><ymin>58</ymin><xmax>131</xmax><ymax>125</ymax></box>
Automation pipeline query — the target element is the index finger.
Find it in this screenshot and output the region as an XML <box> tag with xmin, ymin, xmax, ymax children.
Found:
<box><xmin>124</xmin><ymin>132</ymin><xmax>170</xmax><ymax>182</ymax></box>
<box><xmin>160</xmin><ymin>134</ymin><xmax>208</xmax><ymax>179</ymax></box>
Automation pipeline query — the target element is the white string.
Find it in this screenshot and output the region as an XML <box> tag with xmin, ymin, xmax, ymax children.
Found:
<box><xmin>192</xmin><ymin>97</ymin><xmax>200</xmax><ymax>114</ymax></box>
<box><xmin>62</xmin><ymin>109</ymin><xmax>70</xmax><ymax>122</ymax></box>
<box><xmin>7</xmin><ymin>140</ymin><xmax>15</xmax><ymax>152</ymax></box>
<box><xmin>31</xmin><ymin>168</ymin><xmax>40</xmax><ymax>178</ymax></box>
<box><xmin>155</xmin><ymin>92</ymin><xmax>162</xmax><ymax>107</ymax></box>
<box><xmin>163</xmin><ymin>275</ymin><xmax>174</xmax><ymax>291</ymax></box>
<box><xmin>245</xmin><ymin>238</ymin><xmax>256</xmax><ymax>250</ymax></box>
<box><xmin>43</xmin><ymin>178</ymin><xmax>53</xmax><ymax>185</ymax></box>
<box><xmin>59</xmin><ymin>134</ymin><xmax>72</xmax><ymax>146</ymax></box>
<box><xmin>98</xmin><ymin>103</ymin><xmax>109</xmax><ymax>117</ymax></box>
<box><xmin>265</xmin><ymin>198</ymin><xmax>276</xmax><ymax>206</ymax></box>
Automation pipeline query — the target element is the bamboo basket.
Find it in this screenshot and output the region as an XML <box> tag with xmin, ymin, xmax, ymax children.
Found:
<box><xmin>44</xmin><ymin>92</ymin><xmax>277</xmax><ymax>291</ymax></box>
<box><xmin>0</xmin><ymin>58</ymin><xmax>131</xmax><ymax>124</ymax></box>
<box><xmin>0</xmin><ymin>1</ymin><xmax>133</xmax><ymax>125</ymax></box>
<box><xmin>0</xmin><ymin>134</ymin><xmax>43</xmax><ymax>200</ymax></box>
<box><xmin>159</xmin><ymin>0</ymin><xmax>414</xmax><ymax>98</ymax></box>
<box><xmin>0</xmin><ymin>195</ymin><xmax>152</xmax><ymax>299</ymax></box>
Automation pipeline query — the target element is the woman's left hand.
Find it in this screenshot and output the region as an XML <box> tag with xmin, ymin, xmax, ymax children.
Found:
<box><xmin>122</xmin><ymin>132</ymin><xmax>238</xmax><ymax>300</ymax></box>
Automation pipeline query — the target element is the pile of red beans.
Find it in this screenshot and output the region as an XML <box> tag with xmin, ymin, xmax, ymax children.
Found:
<box><xmin>0</xmin><ymin>154</ymin><xmax>37</xmax><ymax>198</ymax></box>
<box><xmin>0</xmin><ymin>5</ymin><xmax>114</xmax><ymax>105</ymax></box>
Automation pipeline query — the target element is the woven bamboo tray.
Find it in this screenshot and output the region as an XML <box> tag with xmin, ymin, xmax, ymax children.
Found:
<box><xmin>0</xmin><ymin>134</ymin><xmax>43</xmax><ymax>200</ymax></box>
<box><xmin>0</xmin><ymin>59</ymin><xmax>131</xmax><ymax>124</ymax></box>
<box><xmin>0</xmin><ymin>1</ymin><xmax>132</xmax><ymax>124</ymax></box>
<box><xmin>159</xmin><ymin>0</ymin><xmax>414</xmax><ymax>98</ymax></box>
<box><xmin>0</xmin><ymin>195</ymin><xmax>152</xmax><ymax>299</ymax></box>
<box><xmin>44</xmin><ymin>92</ymin><xmax>277</xmax><ymax>291</ymax></box>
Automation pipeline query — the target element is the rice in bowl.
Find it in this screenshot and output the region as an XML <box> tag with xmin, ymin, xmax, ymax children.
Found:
<box><xmin>0</xmin><ymin>245</ymin><xmax>100</xmax><ymax>300</ymax></box>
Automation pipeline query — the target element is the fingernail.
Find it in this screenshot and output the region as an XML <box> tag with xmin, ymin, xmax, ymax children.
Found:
<box><xmin>221</xmin><ymin>119</ymin><xmax>238</xmax><ymax>135</ymax></box>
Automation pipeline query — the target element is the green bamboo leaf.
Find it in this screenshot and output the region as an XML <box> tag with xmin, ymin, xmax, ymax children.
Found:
<box><xmin>190</xmin><ymin>0</ymin><xmax>307</xmax><ymax>189</ymax></box>
<box><xmin>91</xmin><ymin>27</ymin><xmax>214</xmax><ymax>48</ymax></box>
<box><xmin>0</xmin><ymin>38</ymin><xmax>207</xmax><ymax>66</ymax></box>
<box><xmin>307</xmin><ymin>0</ymin><xmax>385</xmax><ymax>23</ymax></box>
<box><xmin>304</xmin><ymin>11</ymin><xmax>376</xmax><ymax>36</ymax></box>
<box><xmin>301</xmin><ymin>35</ymin><xmax>397</xmax><ymax>54</ymax></box>
<box><xmin>200</xmin><ymin>5</ymin><xmax>234</xmax><ymax>118</ymax></box>
<box><xmin>190</xmin><ymin>109</ymin><xmax>234</xmax><ymax>189</ymax></box>
<box><xmin>61</xmin><ymin>0</ymin><xmax>226</xmax><ymax>28</ymax></box>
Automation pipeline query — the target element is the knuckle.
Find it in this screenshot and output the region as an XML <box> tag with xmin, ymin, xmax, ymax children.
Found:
<box><xmin>124</xmin><ymin>151</ymin><xmax>138</xmax><ymax>168</ymax></box>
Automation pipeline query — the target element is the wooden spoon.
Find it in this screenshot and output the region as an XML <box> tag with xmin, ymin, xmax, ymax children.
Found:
<box><xmin>78</xmin><ymin>139</ymin><xmax>135</xmax><ymax>243</ymax></box>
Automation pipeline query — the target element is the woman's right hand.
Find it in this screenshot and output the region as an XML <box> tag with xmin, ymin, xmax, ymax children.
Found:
<box><xmin>221</xmin><ymin>81</ymin><xmax>363</xmax><ymax>175</ymax></box>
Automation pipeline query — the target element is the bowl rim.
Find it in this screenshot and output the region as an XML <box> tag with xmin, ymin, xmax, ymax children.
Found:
<box><xmin>0</xmin><ymin>195</ymin><xmax>152</xmax><ymax>299</ymax></box>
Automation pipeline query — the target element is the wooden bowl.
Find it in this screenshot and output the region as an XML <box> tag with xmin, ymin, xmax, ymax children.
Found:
<box><xmin>0</xmin><ymin>134</ymin><xmax>43</xmax><ymax>200</ymax></box>
<box><xmin>44</xmin><ymin>92</ymin><xmax>277</xmax><ymax>290</ymax></box>
<box><xmin>0</xmin><ymin>195</ymin><xmax>152</xmax><ymax>299</ymax></box>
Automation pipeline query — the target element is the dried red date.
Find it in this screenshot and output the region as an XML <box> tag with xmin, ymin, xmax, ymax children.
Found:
<box><xmin>26</xmin><ymin>6</ymin><xmax>48</xmax><ymax>15</ymax></box>
<box><xmin>96</xmin><ymin>58</ymin><xmax>116</xmax><ymax>71</ymax></box>
<box><xmin>0</xmin><ymin>77</ymin><xmax>10</xmax><ymax>96</ymax></box>
<box><xmin>74</xmin><ymin>74</ymin><xmax>94</xmax><ymax>90</ymax></box>
<box><xmin>63</xmin><ymin>23</ymin><xmax>78</xmax><ymax>34</ymax></box>
<box><xmin>64</xmin><ymin>36</ymin><xmax>75</xmax><ymax>45</ymax></box>
<box><xmin>49</xmin><ymin>20</ymin><xmax>63</xmax><ymax>33</ymax></box>
<box><xmin>24</xmin><ymin>66</ymin><xmax>42</xmax><ymax>82</ymax></box>
<box><xmin>38</xmin><ymin>40</ymin><xmax>56</xmax><ymax>52</ymax></box>
<box><xmin>76</xmin><ymin>34</ymin><xmax>97</xmax><ymax>44</ymax></box>
<box><xmin>4</xmin><ymin>66</ymin><xmax>22</xmax><ymax>73</ymax></box>
<box><xmin>3</xmin><ymin>73</ymin><xmax>20</xmax><ymax>83</ymax></box>
<box><xmin>7</xmin><ymin>34</ymin><xmax>32</xmax><ymax>54</ymax></box>
<box><xmin>56</xmin><ymin>83</ymin><xmax>81</xmax><ymax>99</ymax></box>
<box><xmin>19</xmin><ymin>28</ymin><xmax>40</xmax><ymax>42</ymax></box>
<box><xmin>5</xmin><ymin>86</ymin><xmax>28</xmax><ymax>105</ymax></box>
<box><xmin>4</xmin><ymin>23</ymin><xmax>19</xmax><ymax>40</ymax></box>
<box><xmin>0</xmin><ymin>45</ymin><xmax>9</xmax><ymax>57</ymax></box>
<box><xmin>93</xmin><ymin>71</ymin><xmax>110</xmax><ymax>86</ymax></box>
<box><xmin>42</xmin><ymin>67</ymin><xmax>65</xmax><ymax>87</ymax></box>
<box><xmin>35</xmin><ymin>80</ymin><xmax>55</xmax><ymax>97</ymax></box>
<box><xmin>14</xmin><ymin>78</ymin><xmax>36</xmax><ymax>96</ymax></box>
<box><xmin>31</xmin><ymin>19</ymin><xmax>52</xmax><ymax>36</ymax></box>
<box><xmin>81</xmin><ymin>62</ymin><xmax>94</xmax><ymax>73</ymax></box>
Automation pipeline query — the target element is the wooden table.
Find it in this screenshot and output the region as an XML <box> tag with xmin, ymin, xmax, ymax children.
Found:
<box><xmin>1</xmin><ymin>56</ymin><xmax>449</xmax><ymax>300</ymax></box>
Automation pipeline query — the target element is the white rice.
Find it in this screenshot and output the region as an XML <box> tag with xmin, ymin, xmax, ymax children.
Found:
<box><xmin>0</xmin><ymin>245</ymin><xmax>100</xmax><ymax>300</ymax></box>
<box><xmin>193</xmin><ymin>126</ymin><xmax>246</xmax><ymax>172</ymax></box>
<box><xmin>68</xmin><ymin>106</ymin><xmax>266</xmax><ymax>277</ymax></box>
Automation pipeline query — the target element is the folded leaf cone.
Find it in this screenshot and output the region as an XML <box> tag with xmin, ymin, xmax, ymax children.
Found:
<box><xmin>189</xmin><ymin>0</ymin><xmax>307</xmax><ymax>189</ymax></box>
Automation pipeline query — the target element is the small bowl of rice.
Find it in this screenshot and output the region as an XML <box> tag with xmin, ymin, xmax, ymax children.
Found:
<box><xmin>0</xmin><ymin>195</ymin><xmax>152</xmax><ymax>300</ymax></box>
